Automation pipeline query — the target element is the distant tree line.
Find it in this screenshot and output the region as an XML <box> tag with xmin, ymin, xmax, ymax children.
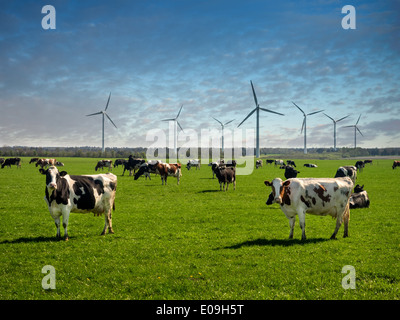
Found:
<box><xmin>0</xmin><ymin>146</ymin><xmax>399</xmax><ymax>160</ymax></box>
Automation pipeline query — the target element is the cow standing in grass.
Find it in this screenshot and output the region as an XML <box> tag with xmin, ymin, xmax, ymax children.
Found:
<box><xmin>40</xmin><ymin>166</ymin><xmax>117</xmax><ymax>240</ymax></box>
<box><xmin>264</xmin><ymin>177</ymin><xmax>353</xmax><ymax>240</ymax></box>
<box><xmin>215</xmin><ymin>166</ymin><xmax>236</xmax><ymax>191</ymax></box>
<box><xmin>155</xmin><ymin>162</ymin><xmax>182</xmax><ymax>185</ymax></box>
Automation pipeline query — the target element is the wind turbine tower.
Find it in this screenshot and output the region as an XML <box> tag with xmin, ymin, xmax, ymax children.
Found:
<box><xmin>86</xmin><ymin>92</ymin><xmax>118</xmax><ymax>154</ymax></box>
<box><xmin>323</xmin><ymin>113</ymin><xmax>350</xmax><ymax>151</ymax></box>
<box><xmin>162</xmin><ymin>105</ymin><xmax>184</xmax><ymax>155</ymax></box>
<box><xmin>212</xmin><ymin>117</ymin><xmax>234</xmax><ymax>154</ymax></box>
<box><xmin>343</xmin><ymin>114</ymin><xmax>363</xmax><ymax>148</ymax></box>
<box><xmin>238</xmin><ymin>81</ymin><xmax>284</xmax><ymax>158</ymax></box>
<box><xmin>292</xmin><ymin>102</ymin><xmax>324</xmax><ymax>154</ymax></box>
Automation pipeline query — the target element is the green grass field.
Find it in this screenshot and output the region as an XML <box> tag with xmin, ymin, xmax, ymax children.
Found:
<box><xmin>0</xmin><ymin>157</ymin><xmax>399</xmax><ymax>300</ymax></box>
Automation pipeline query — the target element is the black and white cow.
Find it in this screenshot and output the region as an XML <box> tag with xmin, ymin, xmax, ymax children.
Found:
<box><xmin>256</xmin><ymin>160</ymin><xmax>263</xmax><ymax>169</ymax></box>
<box><xmin>275</xmin><ymin>159</ymin><xmax>285</xmax><ymax>167</ymax></box>
<box><xmin>134</xmin><ymin>162</ymin><xmax>158</xmax><ymax>180</ymax></box>
<box><xmin>355</xmin><ymin>160</ymin><xmax>365</xmax><ymax>172</ymax></box>
<box><xmin>349</xmin><ymin>184</ymin><xmax>370</xmax><ymax>209</ymax></box>
<box><xmin>1</xmin><ymin>157</ymin><xmax>21</xmax><ymax>169</ymax></box>
<box><xmin>303</xmin><ymin>163</ymin><xmax>318</xmax><ymax>168</ymax></box>
<box><xmin>39</xmin><ymin>166</ymin><xmax>117</xmax><ymax>240</ymax></box>
<box><xmin>264</xmin><ymin>177</ymin><xmax>353</xmax><ymax>240</ymax></box>
<box><xmin>287</xmin><ymin>160</ymin><xmax>296</xmax><ymax>167</ymax></box>
<box><xmin>95</xmin><ymin>160</ymin><xmax>113</xmax><ymax>172</ymax></box>
<box><xmin>186</xmin><ymin>159</ymin><xmax>200</xmax><ymax>170</ymax></box>
<box><xmin>127</xmin><ymin>155</ymin><xmax>145</xmax><ymax>174</ymax></box>
<box><xmin>334</xmin><ymin>165</ymin><xmax>357</xmax><ymax>184</ymax></box>
<box><xmin>266</xmin><ymin>159</ymin><xmax>274</xmax><ymax>165</ymax></box>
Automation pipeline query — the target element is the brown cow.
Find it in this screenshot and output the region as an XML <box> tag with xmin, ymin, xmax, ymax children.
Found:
<box><xmin>155</xmin><ymin>162</ymin><xmax>182</xmax><ymax>185</ymax></box>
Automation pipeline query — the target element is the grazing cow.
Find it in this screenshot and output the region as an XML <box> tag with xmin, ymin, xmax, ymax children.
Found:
<box><xmin>275</xmin><ymin>159</ymin><xmax>285</xmax><ymax>167</ymax></box>
<box><xmin>0</xmin><ymin>158</ymin><xmax>4</xmax><ymax>166</ymax></box>
<box><xmin>304</xmin><ymin>163</ymin><xmax>318</xmax><ymax>168</ymax></box>
<box><xmin>134</xmin><ymin>162</ymin><xmax>158</xmax><ymax>180</ymax></box>
<box><xmin>355</xmin><ymin>160</ymin><xmax>365</xmax><ymax>172</ymax></box>
<box><xmin>256</xmin><ymin>160</ymin><xmax>263</xmax><ymax>169</ymax></box>
<box><xmin>95</xmin><ymin>160</ymin><xmax>113</xmax><ymax>172</ymax></box>
<box><xmin>36</xmin><ymin>158</ymin><xmax>57</xmax><ymax>169</ymax></box>
<box><xmin>114</xmin><ymin>159</ymin><xmax>127</xmax><ymax>168</ymax></box>
<box><xmin>392</xmin><ymin>161</ymin><xmax>400</xmax><ymax>169</ymax></box>
<box><xmin>1</xmin><ymin>157</ymin><xmax>21</xmax><ymax>169</ymax></box>
<box><xmin>264</xmin><ymin>177</ymin><xmax>353</xmax><ymax>240</ymax></box>
<box><xmin>187</xmin><ymin>159</ymin><xmax>201</xmax><ymax>170</ymax></box>
<box><xmin>29</xmin><ymin>158</ymin><xmax>39</xmax><ymax>164</ymax></box>
<box><xmin>287</xmin><ymin>160</ymin><xmax>296</xmax><ymax>167</ymax></box>
<box><xmin>334</xmin><ymin>166</ymin><xmax>357</xmax><ymax>184</ymax></box>
<box><xmin>349</xmin><ymin>184</ymin><xmax>370</xmax><ymax>209</ymax></box>
<box><xmin>39</xmin><ymin>166</ymin><xmax>117</xmax><ymax>240</ymax></box>
<box><xmin>127</xmin><ymin>155</ymin><xmax>145</xmax><ymax>174</ymax></box>
<box><xmin>215</xmin><ymin>166</ymin><xmax>236</xmax><ymax>191</ymax></box>
<box><xmin>155</xmin><ymin>162</ymin><xmax>182</xmax><ymax>185</ymax></box>
<box><xmin>266</xmin><ymin>159</ymin><xmax>274</xmax><ymax>165</ymax></box>
<box><xmin>284</xmin><ymin>166</ymin><xmax>300</xmax><ymax>179</ymax></box>
<box><xmin>364</xmin><ymin>160</ymin><xmax>373</xmax><ymax>165</ymax></box>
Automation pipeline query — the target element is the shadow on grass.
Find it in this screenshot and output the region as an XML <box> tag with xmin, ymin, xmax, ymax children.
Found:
<box><xmin>197</xmin><ymin>189</ymin><xmax>220</xmax><ymax>193</ymax></box>
<box><xmin>220</xmin><ymin>237</ymin><xmax>330</xmax><ymax>249</ymax></box>
<box><xmin>0</xmin><ymin>236</ymin><xmax>62</xmax><ymax>244</ymax></box>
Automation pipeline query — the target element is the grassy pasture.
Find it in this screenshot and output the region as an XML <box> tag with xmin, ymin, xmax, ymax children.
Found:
<box><xmin>0</xmin><ymin>157</ymin><xmax>399</xmax><ymax>300</ymax></box>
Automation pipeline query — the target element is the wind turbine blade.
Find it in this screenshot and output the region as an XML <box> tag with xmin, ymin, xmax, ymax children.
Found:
<box><xmin>323</xmin><ymin>113</ymin><xmax>335</xmax><ymax>122</ymax></box>
<box><xmin>86</xmin><ymin>111</ymin><xmax>103</xmax><ymax>117</ymax></box>
<box><xmin>176</xmin><ymin>105</ymin><xmax>183</xmax><ymax>119</ymax></box>
<box><xmin>250</xmin><ymin>81</ymin><xmax>259</xmax><ymax>108</ymax></box>
<box><xmin>307</xmin><ymin>110</ymin><xmax>324</xmax><ymax>116</ymax></box>
<box><xmin>337</xmin><ymin>115</ymin><xmax>350</xmax><ymax>122</ymax></box>
<box><xmin>292</xmin><ymin>102</ymin><xmax>305</xmax><ymax>115</ymax></box>
<box><xmin>343</xmin><ymin>125</ymin><xmax>355</xmax><ymax>128</ymax></box>
<box><xmin>259</xmin><ymin>107</ymin><xmax>284</xmax><ymax>116</ymax></box>
<box><xmin>237</xmin><ymin>108</ymin><xmax>256</xmax><ymax>128</ymax></box>
<box><xmin>105</xmin><ymin>113</ymin><xmax>117</xmax><ymax>128</ymax></box>
<box><xmin>301</xmin><ymin>118</ymin><xmax>305</xmax><ymax>134</ymax></box>
<box><xmin>177</xmin><ymin>121</ymin><xmax>184</xmax><ymax>133</ymax></box>
<box><xmin>224</xmin><ymin>119</ymin><xmax>235</xmax><ymax>125</ymax></box>
<box><xmin>356</xmin><ymin>114</ymin><xmax>361</xmax><ymax>125</ymax></box>
<box><xmin>356</xmin><ymin>127</ymin><xmax>363</xmax><ymax>136</ymax></box>
<box><xmin>104</xmin><ymin>92</ymin><xmax>111</xmax><ymax>111</ymax></box>
<box><xmin>212</xmin><ymin>117</ymin><xmax>223</xmax><ymax>126</ymax></box>
<box><xmin>162</xmin><ymin>118</ymin><xmax>175</xmax><ymax>121</ymax></box>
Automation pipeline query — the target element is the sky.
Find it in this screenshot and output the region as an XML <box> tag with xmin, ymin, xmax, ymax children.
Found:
<box><xmin>0</xmin><ymin>0</ymin><xmax>399</xmax><ymax>150</ymax></box>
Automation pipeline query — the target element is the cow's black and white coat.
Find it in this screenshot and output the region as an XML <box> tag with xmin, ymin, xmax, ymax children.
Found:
<box><xmin>40</xmin><ymin>166</ymin><xmax>117</xmax><ymax>240</ymax></box>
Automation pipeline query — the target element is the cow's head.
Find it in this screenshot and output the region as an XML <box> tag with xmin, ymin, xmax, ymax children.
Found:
<box><xmin>39</xmin><ymin>166</ymin><xmax>68</xmax><ymax>191</ymax></box>
<box><xmin>264</xmin><ymin>178</ymin><xmax>291</xmax><ymax>205</ymax></box>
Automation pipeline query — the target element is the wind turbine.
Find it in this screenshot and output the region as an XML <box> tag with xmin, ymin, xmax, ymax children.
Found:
<box><xmin>162</xmin><ymin>105</ymin><xmax>184</xmax><ymax>155</ymax></box>
<box><xmin>343</xmin><ymin>114</ymin><xmax>363</xmax><ymax>148</ymax></box>
<box><xmin>292</xmin><ymin>102</ymin><xmax>324</xmax><ymax>154</ymax></box>
<box><xmin>237</xmin><ymin>81</ymin><xmax>284</xmax><ymax>158</ymax></box>
<box><xmin>86</xmin><ymin>92</ymin><xmax>117</xmax><ymax>154</ymax></box>
<box><xmin>323</xmin><ymin>113</ymin><xmax>350</xmax><ymax>151</ymax></box>
<box><xmin>212</xmin><ymin>117</ymin><xmax>234</xmax><ymax>153</ymax></box>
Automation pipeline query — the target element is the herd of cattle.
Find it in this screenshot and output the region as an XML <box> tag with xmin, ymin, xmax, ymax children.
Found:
<box><xmin>1</xmin><ymin>155</ymin><xmax>399</xmax><ymax>240</ymax></box>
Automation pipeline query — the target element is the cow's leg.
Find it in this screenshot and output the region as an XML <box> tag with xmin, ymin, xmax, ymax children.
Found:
<box><xmin>102</xmin><ymin>208</ymin><xmax>113</xmax><ymax>235</ymax></box>
<box><xmin>297</xmin><ymin>210</ymin><xmax>306</xmax><ymax>240</ymax></box>
<box><xmin>330</xmin><ymin>208</ymin><xmax>344</xmax><ymax>240</ymax></box>
<box><xmin>343</xmin><ymin>204</ymin><xmax>350</xmax><ymax>238</ymax></box>
<box><xmin>288</xmin><ymin>216</ymin><xmax>295</xmax><ymax>239</ymax></box>
<box><xmin>233</xmin><ymin>179</ymin><xmax>236</xmax><ymax>190</ymax></box>
<box><xmin>53</xmin><ymin>216</ymin><xmax>61</xmax><ymax>239</ymax></box>
<box><xmin>62</xmin><ymin>210</ymin><xmax>70</xmax><ymax>241</ymax></box>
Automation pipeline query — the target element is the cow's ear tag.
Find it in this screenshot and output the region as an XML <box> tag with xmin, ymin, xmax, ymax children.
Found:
<box><xmin>60</xmin><ymin>171</ymin><xmax>68</xmax><ymax>177</ymax></box>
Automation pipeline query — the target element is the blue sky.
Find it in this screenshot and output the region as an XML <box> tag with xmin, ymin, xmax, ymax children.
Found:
<box><xmin>0</xmin><ymin>0</ymin><xmax>399</xmax><ymax>149</ymax></box>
